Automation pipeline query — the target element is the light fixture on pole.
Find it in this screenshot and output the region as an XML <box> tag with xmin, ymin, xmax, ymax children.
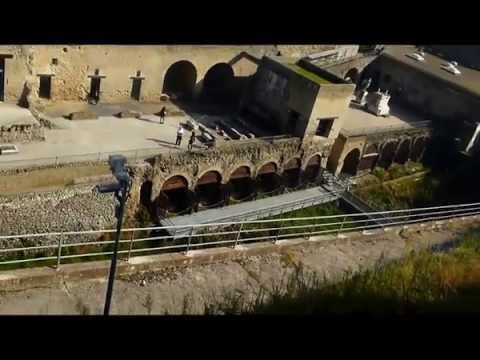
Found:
<box><xmin>96</xmin><ymin>154</ymin><xmax>132</xmax><ymax>316</ymax></box>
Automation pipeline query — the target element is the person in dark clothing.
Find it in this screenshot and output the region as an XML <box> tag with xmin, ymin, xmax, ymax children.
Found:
<box><xmin>188</xmin><ymin>131</ymin><xmax>196</xmax><ymax>151</ymax></box>
<box><xmin>159</xmin><ymin>106</ymin><xmax>167</xmax><ymax>124</ymax></box>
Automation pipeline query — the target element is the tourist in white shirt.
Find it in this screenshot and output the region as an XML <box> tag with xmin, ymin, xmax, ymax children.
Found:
<box><xmin>175</xmin><ymin>125</ymin><xmax>184</xmax><ymax>146</ymax></box>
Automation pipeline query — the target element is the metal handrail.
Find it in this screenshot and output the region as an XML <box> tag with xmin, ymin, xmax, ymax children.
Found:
<box><xmin>0</xmin><ymin>202</ymin><xmax>479</xmax><ymax>267</ymax></box>
<box><xmin>0</xmin><ymin>146</ymin><xmax>174</xmax><ymax>170</ymax></box>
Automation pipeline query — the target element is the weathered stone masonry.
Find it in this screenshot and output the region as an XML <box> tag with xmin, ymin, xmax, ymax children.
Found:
<box><xmin>125</xmin><ymin>138</ymin><xmax>332</xmax><ymax>220</ymax></box>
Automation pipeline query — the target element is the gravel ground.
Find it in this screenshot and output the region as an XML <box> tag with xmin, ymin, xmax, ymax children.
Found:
<box><xmin>0</xmin><ymin>221</ymin><xmax>476</xmax><ymax>315</ymax></box>
<box><xmin>0</xmin><ymin>185</ymin><xmax>116</xmax><ymax>252</ymax></box>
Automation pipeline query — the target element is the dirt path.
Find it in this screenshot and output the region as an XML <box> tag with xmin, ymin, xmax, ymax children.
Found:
<box><xmin>0</xmin><ymin>220</ymin><xmax>478</xmax><ymax>315</ymax></box>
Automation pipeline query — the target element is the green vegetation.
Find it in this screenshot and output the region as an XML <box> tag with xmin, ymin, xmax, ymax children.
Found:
<box><xmin>355</xmin><ymin>162</ymin><xmax>438</xmax><ymax>211</ymax></box>
<box><xmin>287</xmin><ymin>64</ymin><xmax>332</xmax><ymax>85</ymax></box>
<box><xmin>371</xmin><ymin>161</ymin><xmax>425</xmax><ymax>182</ymax></box>
<box><xmin>204</xmin><ymin>228</ymin><xmax>480</xmax><ymax>315</ymax></box>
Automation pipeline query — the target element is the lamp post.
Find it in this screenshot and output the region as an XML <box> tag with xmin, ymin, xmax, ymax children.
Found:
<box><xmin>96</xmin><ymin>155</ymin><xmax>132</xmax><ymax>316</ymax></box>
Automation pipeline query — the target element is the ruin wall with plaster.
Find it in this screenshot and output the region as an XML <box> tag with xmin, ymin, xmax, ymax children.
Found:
<box><xmin>0</xmin><ymin>45</ymin><xmax>337</xmax><ymax>105</ymax></box>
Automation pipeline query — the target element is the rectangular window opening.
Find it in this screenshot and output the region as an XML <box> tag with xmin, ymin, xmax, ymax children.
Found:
<box><xmin>316</xmin><ymin>118</ymin><xmax>335</xmax><ymax>137</ymax></box>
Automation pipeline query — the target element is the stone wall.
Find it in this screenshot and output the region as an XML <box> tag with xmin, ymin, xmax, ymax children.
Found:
<box><xmin>125</xmin><ymin>137</ymin><xmax>332</xmax><ymax>220</ymax></box>
<box><xmin>328</xmin><ymin>127</ymin><xmax>431</xmax><ymax>175</ymax></box>
<box><xmin>0</xmin><ymin>45</ymin><xmax>336</xmax><ymax>105</ymax></box>
<box><xmin>323</xmin><ymin>53</ymin><xmax>379</xmax><ymax>82</ymax></box>
<box><xmin>0</xmin><ymin>124</ymin><xmax>45</xmax><ymax>143</ymax></box>
<box><xmin>304</xmin><ymin>84</ymin><xmax>355</xmax><ymax>140</ymax></box>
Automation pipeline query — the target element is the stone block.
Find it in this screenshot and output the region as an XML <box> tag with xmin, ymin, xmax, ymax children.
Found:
<box><xmin>117</xmin><ymin>111</ymin><xmax>141</xmax><ymax>119</ymax></box>
<box><xmin>68</xmin><ymin>111</ymin><xmax>98</xmax><ymax>121</ymax></box>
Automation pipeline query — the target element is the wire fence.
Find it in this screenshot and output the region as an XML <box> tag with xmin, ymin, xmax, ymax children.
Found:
<box><xmin>0</xmin><ymin>135</ymin><xmax>297</xmax><ymax>171</ymax></box>
<box><xmin>0</xmin><ymin>147</ymin><xmax>176</xmax><ymax>170</ymax></box>
<box><xmin>1</xmin><ymin>201</ymin><xmax>479</xmax><ymax>269</ymax></box>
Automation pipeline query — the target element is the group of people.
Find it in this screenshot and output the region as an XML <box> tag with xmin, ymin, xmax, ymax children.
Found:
<box><xmin>158</xmin><ymin>105</ymin><xmax>196</xmax><ymax>151</ymax></box>
<box><xmin>175</xmin><ymin>125</ymin><xmax>196</xmax><ymax>151</ymax></box>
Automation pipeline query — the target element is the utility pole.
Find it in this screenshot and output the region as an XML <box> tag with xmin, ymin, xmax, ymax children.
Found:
<box><xmin>96</xmin><ymin>155</ymin><xmax>132</xmax><ymax>316</ymax></box>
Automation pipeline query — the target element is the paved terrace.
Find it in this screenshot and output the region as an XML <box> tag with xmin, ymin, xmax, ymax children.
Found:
<box><xmin>341</xmin><ymin>102</ymin><xmax>430</xmax><ymax>137</ymax></box>
<box><xmin>0</xmin><ymin>101</ymin><xmax>244</xmax><ymax>168</ymax></box>
<box><xmin>0</xmin><ymin>103</ymin><xmax>39</xmax><ymax>128</ymax></box>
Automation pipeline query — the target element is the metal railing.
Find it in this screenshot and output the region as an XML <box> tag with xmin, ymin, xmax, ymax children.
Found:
<box><xmin>0</xmin><ymin>147</ymin><xmax>174</xmax><ymax>170</ymax></box>
<box><xmin>0</xmin><ymin>135</ymin><xmax>297</xmax><ymax>171</ymax></box>
<box><xmin>1</xmin><ymin>201</ymin><xmax>479</xmax><ymax>268</ymax></box>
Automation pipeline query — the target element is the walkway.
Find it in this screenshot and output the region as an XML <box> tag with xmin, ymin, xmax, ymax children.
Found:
<box><xmin>160</xmin><ymin>185</ymin><xmax>341</xmax><ymax>237</ymax></box>
<box><xmin>0</xmin><ymin>103</ymin><xmax>38</xmax><ymax>127</ymax></box>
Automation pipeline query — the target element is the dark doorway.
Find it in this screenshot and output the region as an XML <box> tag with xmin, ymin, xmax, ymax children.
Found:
<box><xmin>195</xmin><ymin>171</ymin><xmax>223</xmax><ymax>208</ymax></box>
<box><xmin>163</xmin><ymin>61</ymin><xmax>197</xmax><ymax>100</ymax></box>
<box><xmin>341</xmin><ymin>149</ymin><xmax>361</xmax><ymax>176</ymax></box>
<box><xmin>228</xmin><ymin>166</ymin><xmax>254</xmax><ymax>201</ymax></box>
<box><xmin>304</xmin><ymin>155</ymin><xmax>322</xmax><ymax>183</ymax></box>
<box><xmin>256</xmin><ymin>162</ymin><xmax>281</xmax><ymax>193</ymax></box>
<box><xmin>411</xmin><ymin>137</ymin><xmax>426</xmax><ymax>162</ymax></box>
<box><xmin>0</xmin><ymin>59</ymin><xmax>5</xmax><ymax>102</ymax></box>
<box><xmin>282</xmin><ymin>158</ymin><xmax>301</xmax><ymax>188</ymax></box>
<box><xmin>89</xmin><ymin>78</ymin><xmax>101</xmax><ymax>102</ymax></box>
<box><xmin>395</xmin><ymin>139</ymin><xmax>411</xmax><ymax>165</ymax></box>
<box><xmin>131</xmin><ymin>79</ymin><xmax>142</xmax><ymax>101</ymax></box>
<box><xmin>130</xmin><ymin>70</ymin><xmax>145</xmax><ymax>101</ymax></box>
<box><xmin>378</xmin><ymin>142</ymin><xmax>398</xmax><ymax>169</ymax></box>
<box><xmin>358</xmin><ymin>144</ymin><xmax>379</xmax><ymax>172</ymax></box>
<box><xmin>157</xmin><ymin>175</ymin><xmax>191</xmax><ymax>215</ymax></box>
<box><xmin>39</xmin><ymin>75</ymin><xmax>52</xmax><ymax>99</ymax></box>
<box><xmin>202</xmin><ymin>63</ymin><xmax>235</xmax><ymax>104</ymax></box>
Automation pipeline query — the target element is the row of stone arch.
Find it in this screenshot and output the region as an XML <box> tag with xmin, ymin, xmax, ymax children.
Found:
<box><xmin>162</xmin><ymin>60</ymin><xmax>236</xmax><ymax>102</ymax></box>
<box><xmin>142</xmin><ymin>155</ymin><xmax>325</xmax><ymax>216</ymax></box>
<box><xmin>340</xmin><ymin>136</ymin><xmax>428</xmax><ymax>176</ymax></box>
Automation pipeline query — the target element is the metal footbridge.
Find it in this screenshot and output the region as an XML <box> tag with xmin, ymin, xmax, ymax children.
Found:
<box><xmin>160</xmin><ymin>185</ymin><xmax>341</xmax><ymax>237</ymax></box>
<box><xmin>158</xmin><ymin>171</ymin><xmax>376</xmax><ymax>237</ymax></box>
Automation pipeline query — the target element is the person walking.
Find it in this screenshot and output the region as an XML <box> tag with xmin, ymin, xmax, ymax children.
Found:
<box><xmin>176</xmin><ymin>125</ymin><xmax>184</xmax><ymax>146</ymax></box>
<box><xmin>188</xmin><ymin>130</ymin><xmax>196</xmax><ymax>151</ymax></box>
<box><xmin>159</xmin><ymin>106</ymin><xmax>167</xmax><ymax>124</ymax></box>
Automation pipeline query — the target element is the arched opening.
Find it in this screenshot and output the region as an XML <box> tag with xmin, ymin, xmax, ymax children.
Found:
<box><xmin>341</xmin><ymin>149</ymin><xmax>361</xmax><ymax>176</ymax></box>
<box><xmin>256</xmin><ymin>162</ymin><xmax>281</xmax><ymax>194</ymax></box>
<box><xmin>194</xmin><ymin>171</ymin><xmax>223</xmax><ymax>208</ymax></box>
<box><xmin>156</xmin><ymin>175</ymin><xmax>191</xmax><ymax>216</ymax></box>
<box><xmin>282</xmin><ymin>158</ymin><xmax>301</xmax><ymax>189</ymax></box>
<box><xmin>411</xmin><ymin>137</ymin><xmax>426</xmax><ymax>161</ymax></box>
<box><xmin>228</xmin><ymin>166</ymin><xmax>254</xmax><ymax>201</ymax></box>
<box><xmin>202</xmin><ymin>63</ymin><xmax>235</xmax><ymax>104</ymax></box>
<box><xmin>344</xmin><ymin>68</ymin><xmax>360</xmax><ymax>84</ymax></box>
<box><xmin>378</xmin><ymin>141</ymin><xmax>397</xmax><ymax>169</ymax></box>
<box><xmin>358</xmin><ymin>144</ymin><xmax>379</xmax><ymax>172</ymax></box>
<box><xmin>395</xmin><ymin>139</ymin><xmax>411</xmax><ymax>165</ymax></box>
<box><xmin>162</xmin><ymin>61</ymin><xmax>197</xmax><ymax>100</ymax></box>
<box><xmin>304</xmin><ymin>155</ymin><xmax>322</xmax><ymax>183</ymax></box>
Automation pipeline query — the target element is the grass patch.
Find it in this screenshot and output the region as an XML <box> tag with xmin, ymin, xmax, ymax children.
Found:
<box><xmin>204</xmin><ymin>228</ymin><xmax>480</xmax><ymax>315</ymax></box>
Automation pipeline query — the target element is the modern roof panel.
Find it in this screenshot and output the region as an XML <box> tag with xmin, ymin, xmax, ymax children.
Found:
<box><xmin>383</xmin><ymin>45</ymin><xmax>480</xmax><ymax>98</ymax></box>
